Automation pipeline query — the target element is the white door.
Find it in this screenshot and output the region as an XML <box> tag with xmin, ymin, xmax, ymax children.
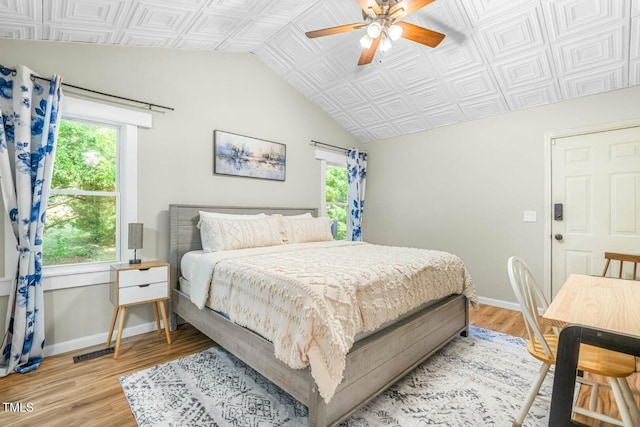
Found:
<box><xmin>551</xmin><ymin>126</ymin><xmax>640</xmax><ymax>298</ymax></box>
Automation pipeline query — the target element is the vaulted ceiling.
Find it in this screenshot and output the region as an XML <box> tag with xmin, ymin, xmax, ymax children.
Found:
<box><xmin>2</xmin><ymin>0</ymin><xmax>639</xmax><ymax>142</ymax></box>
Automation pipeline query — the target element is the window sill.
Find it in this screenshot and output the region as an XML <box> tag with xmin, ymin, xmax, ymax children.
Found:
<box><xmin>0</xmin><ymin>263</ymin><xmax>113</xmax><ymax>296</ymax></box>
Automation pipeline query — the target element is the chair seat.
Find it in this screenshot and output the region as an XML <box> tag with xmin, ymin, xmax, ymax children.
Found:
<box><xmin>527</xmin><ymin>333</ymin><xmax>636</xmax><ymax>377</ymax></box>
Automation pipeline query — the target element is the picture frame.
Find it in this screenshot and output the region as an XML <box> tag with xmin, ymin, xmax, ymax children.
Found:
<box><xmin>213</xmin><ymin>130</ymin><xmax>286</xmax><ymax>181</ymax></box>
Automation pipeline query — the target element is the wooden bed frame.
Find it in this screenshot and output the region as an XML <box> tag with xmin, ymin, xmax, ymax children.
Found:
<box><xmin>168</xmin><ymin>204</ymin><xmax>470</xmax><ymax>426</ymax></box>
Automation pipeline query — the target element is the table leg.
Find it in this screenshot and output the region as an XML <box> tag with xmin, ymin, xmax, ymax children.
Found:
<box><xmin>158</xmin><ymin>300</ymin><xmax>172</xmax><ymax>345</ymax></box>
<box><xmin>107</xmin><ymin>306</ymin><xmax>119</xmax><ymax>346</ymax></box>
<box><xmin>153</xmin><ymin>302</ymin><xmax>161</xmax><ymax>333</ymax></box>
<box><xmin>114</xmin><ymin>306</ymin><xmax>126</xmax><ymax>359</ymax></box>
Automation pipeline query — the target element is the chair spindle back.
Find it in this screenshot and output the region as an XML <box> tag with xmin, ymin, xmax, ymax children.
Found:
<box><xmin>507</xmin><ymin>256</ymin><xmax>554</xmax><ymax>358</ymax></box>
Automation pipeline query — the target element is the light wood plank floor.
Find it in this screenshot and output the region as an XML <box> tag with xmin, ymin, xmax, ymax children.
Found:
<box><xmin>1</xmin><ymin>304</ymin><xmax>637</xmax><ymax>426</ymax></box>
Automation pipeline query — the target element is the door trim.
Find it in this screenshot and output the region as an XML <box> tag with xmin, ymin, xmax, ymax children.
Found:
<box><xmin>544</xmin><ymin>118</ymin><xmax>640</xmax><ymax>300</ymax></box>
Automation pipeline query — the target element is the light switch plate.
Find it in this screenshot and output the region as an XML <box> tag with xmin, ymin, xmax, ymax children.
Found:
<box><xmin>523</xmin><ymin>211</ymin><xmax>537</xmax><ymax>222</ymax></box>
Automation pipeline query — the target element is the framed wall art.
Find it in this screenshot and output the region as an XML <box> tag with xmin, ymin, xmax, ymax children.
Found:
<box><xmin>213</xmin><ymin>130</ymin><xmax>286</xmax><ymax>181</ymax></box>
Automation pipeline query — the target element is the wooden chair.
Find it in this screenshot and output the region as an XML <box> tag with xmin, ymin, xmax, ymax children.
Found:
<box><xmin>507</xmin><ymin>256</ymin><xmax>639</xmax><ymax>427</ymax></box>
<box><xmin>602</xmin><ymin>252</ymin><xmax>640</xmax><ymax>280</ymax></box>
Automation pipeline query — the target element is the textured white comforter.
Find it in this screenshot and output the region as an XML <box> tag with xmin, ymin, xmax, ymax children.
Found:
<box><xmin>188</xmin><ymin>240</ymin><xmax>478</xmax><ymax>402</ymax></box>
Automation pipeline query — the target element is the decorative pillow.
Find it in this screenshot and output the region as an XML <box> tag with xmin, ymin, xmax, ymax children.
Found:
<box><xmin>277</xmin><ymin>215</ymin><xmax>334</xmax><ymax>244</ymax></box>
<box><xmin>198</xmin><ymin>216</ymin><xmax>283</xmax><ymax>252</ymax></box>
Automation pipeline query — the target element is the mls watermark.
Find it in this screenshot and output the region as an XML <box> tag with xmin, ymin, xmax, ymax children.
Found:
<box><xmin>2</xmin><ymin>402</ymin><xmax>34</xmax><ymax>413</ymax></box>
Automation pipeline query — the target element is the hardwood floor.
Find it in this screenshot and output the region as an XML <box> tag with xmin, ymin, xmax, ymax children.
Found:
<box><xmin>0</xmin><ymin>303</ymin><xmax>637</xmax><ymax>426</ymax></box>
<box><xmin>1</xmin><ymin>324</ymin><xmax>215</xmax><ymax>427</ymax></box>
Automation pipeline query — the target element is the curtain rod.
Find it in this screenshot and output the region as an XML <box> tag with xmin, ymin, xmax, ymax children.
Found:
<box><xmin>1</xmin><ymin>66</ymin><xmax>174</xmax><ymax>112</ymax></box>
<box><xmin>310</xmin><ymin>140</ymin><xmax>367</xmax><ymax>154</ymax></box>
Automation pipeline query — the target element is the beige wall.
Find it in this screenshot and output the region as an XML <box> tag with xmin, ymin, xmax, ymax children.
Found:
<box><xmin>0</xmin><ymin>38</ymin><xmax>359</xmax><ymax>350</ymax></box>
<box><xmin>363</xmin><ymin>85</ymin><xmax>640</xmax><ymax>305</ymax></box>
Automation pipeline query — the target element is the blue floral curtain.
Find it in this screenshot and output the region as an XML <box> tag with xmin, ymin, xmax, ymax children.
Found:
<box><xmin>0</xmin><ymin>65</ymin><xmax>62</xmax><ymax>376</ymax></box>
<box><xmin>347</xmin><ymin>149</ymin><xmax>367</xmax><ymax>241</ymax></box>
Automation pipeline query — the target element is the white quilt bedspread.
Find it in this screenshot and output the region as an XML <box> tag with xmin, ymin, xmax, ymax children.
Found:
<box><xmin>188</xmin><ymin>240</ymin><xmax>478</xmax><ymax>402</ymax></box>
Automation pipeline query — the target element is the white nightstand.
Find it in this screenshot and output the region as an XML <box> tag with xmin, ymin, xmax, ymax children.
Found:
<box><xmin>107</xmin><ymin>260</ymin><xmax>171</xmax><ymax>358</ymax></box>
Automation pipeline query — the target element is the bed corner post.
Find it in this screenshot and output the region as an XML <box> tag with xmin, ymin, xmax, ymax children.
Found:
<box><xmin>168</xmin><ymin>259</ymin><xmax>179</xmax><ymax>332</ymax></box>
<box><xmin>169</xmin><ymin>304</ymin><xmax>178</xmax><ymax>332</ymax></box>
<box><xmin>308</xmin><ymin>388</ymin><xmax>328</xmax><ymax>427</ymax></box>
<box><xmin>460</xmin><ymin>296</ymin><xmax>470</xmax><ymax>337</ymax></box>
<box><xmin>168</xmin><ymin>204</ymin><xmax>179</xmax><ymax>332</ymax></box>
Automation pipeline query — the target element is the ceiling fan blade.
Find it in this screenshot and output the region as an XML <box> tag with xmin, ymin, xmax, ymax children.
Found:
<box><xmin>357</xmin><ymin>0</ymin><xmax>381</xmax><ymax>17</ymax></box>
<box><xmin>388</xmin><ymin>0</ymin><xmax>436</xmax><ymax>19</ymax></box>
<box><xmin>305</xmin><ymin>23</ymin><xmax>366</xmax><ymax>39</ymax></box>
<box><xmin>396</xmin><ymin>21</ymin><xmax>445</xmax><ymax>47</ymax></box>
<box><xmin>358</xmin><ymin>34</ymin><xmax>382</xmax><ymax>66</ymax></box>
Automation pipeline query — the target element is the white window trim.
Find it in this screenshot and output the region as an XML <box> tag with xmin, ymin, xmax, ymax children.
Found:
<box><xmin>315</xmin><ymin>148</ymin><xmax>347</xmax><ymax>217</ymax></box>
<box><xmin>0</xmin><ymin>97</ymin><xmax>151</xmax><ymax>296</ymax></box>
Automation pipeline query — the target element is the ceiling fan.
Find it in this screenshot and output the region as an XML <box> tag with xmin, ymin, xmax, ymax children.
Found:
<box><xmin>305</xmin><ymin>0</ymin><xmax>445</xmax><ymax>66</ymax></box>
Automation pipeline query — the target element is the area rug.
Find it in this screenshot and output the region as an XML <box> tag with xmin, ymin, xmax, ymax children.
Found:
<box><xmin>120</xmin><ymin>327</ymin><xmax>551</xmax><ymax>426</ymax></box>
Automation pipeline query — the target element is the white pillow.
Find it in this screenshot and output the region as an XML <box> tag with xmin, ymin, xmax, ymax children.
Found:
<box><xmin>282</xmin><ymin>212</ymin><xmax>313</xmax><ymax>219</ymax></box>
<box><xmin>199</xmin><ymin>210</ymin><xmax>267</xmax><ymax>222</ymax></box>
<box><xmin>198</xmin><ymin>216</ymin><xmax>283</xmax><ymax>252</ymax></box>
<box><xmin>276</xmin><ymin>215</ymin><xmax>333</xmax><ymax>244</ymax></box>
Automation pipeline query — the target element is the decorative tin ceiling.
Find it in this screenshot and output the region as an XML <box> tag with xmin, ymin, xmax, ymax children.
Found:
<box><xmin>2</xmin><ymin>0</ymin><xmax>638</xmax><ymax>142</ymax></box>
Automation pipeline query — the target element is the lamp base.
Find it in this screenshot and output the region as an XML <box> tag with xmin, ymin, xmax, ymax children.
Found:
<box><xmin>129</xmin><ymin>248</ymin><xmax>141</xmax><ymax>264</ymax></box>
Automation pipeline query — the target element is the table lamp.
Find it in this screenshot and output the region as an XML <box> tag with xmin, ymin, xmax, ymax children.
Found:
<box><xmin>128</xmin><ymin>223</ymin><xmax>143</xmax><ymax>264</ymax></box>
<box><xmin>331</xmin><ymin>220</ymin><xmax>338</xmax><ymax>238</ymax></box>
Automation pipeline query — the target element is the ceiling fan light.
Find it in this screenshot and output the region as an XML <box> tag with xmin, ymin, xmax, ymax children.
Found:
<box><xmin>380</xmin><ymin>36</ymin><xmax>392</xmax><ymax>52</ymax></box>
<box><xmin>360</xmin><ymin>34</ymin><xmax>373</xmax><ymax>49</ymax></box>
<box><xmin>388</xmin><ymin>24</ymin><xmax>403</xmax><ymax>41</ymax></box>
<box><xmin>367</xmin><ymin>21</ymin><xmax>382</xmax><ymax>38</ymax></box>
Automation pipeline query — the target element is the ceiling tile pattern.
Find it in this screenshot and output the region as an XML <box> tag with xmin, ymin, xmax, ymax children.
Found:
<box><xmin>1</xmin><ymin>0</ymin><xmax>639</xmax><ymax>142</ymax></box>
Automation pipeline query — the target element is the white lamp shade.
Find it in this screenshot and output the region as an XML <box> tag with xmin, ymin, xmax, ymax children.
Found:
<box><xmin>367</xmin><ymin>21</ymin><xmax>382</xmax><ymax>38</ymax></box>
<box><xmin>380</xmin><ymin>35</ymin><xmax>392</xmax><ymax>52</ymax></box>
<box><xmin>128</xmin><ymin>223</ymin><xmax>144</xmax><ymax>250</ymax></box>
<box><xmin>360</xmin><ymin>34</ymin><xmax>373</xmax><ymax>49</ymax></box>
<box><xmin>388</xmin><ymin>24</ymin><xmax>403</xmax><ymax>41</ymax></box>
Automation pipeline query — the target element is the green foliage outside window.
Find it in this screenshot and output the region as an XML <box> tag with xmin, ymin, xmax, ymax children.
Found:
<box><xmin>43</xmin><ymin>120</ymin><xmax>118</xmax><ymax>266</ymax></box>
<box><xmin>326</xmin><ymin>165</ymin><xmax>347</xmax><ymax>240</ymax></box>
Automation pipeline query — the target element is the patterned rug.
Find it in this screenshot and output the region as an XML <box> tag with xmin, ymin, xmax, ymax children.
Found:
<box><xmin>120</xmin><ymin>327</ymin><xmax>551</xmax><ymax>426</ymax></box>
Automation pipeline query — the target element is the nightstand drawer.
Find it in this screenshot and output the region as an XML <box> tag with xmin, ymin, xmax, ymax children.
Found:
<box><xmin>118</xmin><ymin>266</ymin><xmax>168</xmax><ymax>288</ymax></box>
<box><xmin>118</xmin><ymin>281</ymin><xmax>168</xmax><ymax>305</ymax></box>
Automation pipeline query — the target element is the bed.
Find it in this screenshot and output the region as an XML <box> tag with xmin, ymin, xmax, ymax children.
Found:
<box><xmin>168</xmin><ymin>204</ymin><xmax>477</xmax><ymax>426</ymax></box>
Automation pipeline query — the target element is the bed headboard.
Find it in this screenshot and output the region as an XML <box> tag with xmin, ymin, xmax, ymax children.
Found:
<box><xmin>168</xmin><ymin>204</ymin><xmax>318</xmax><ymax>289</ymax></box>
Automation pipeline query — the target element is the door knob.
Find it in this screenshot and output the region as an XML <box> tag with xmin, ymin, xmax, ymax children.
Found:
<box><xmin>554</xmin><ymin>234</ymin><xmax>563</xmax><ymax>241</ymax></box>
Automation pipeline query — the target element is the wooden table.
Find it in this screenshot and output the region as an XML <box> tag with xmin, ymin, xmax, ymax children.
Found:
<box><xmin>543</xmin><ymin>274</ymin><xmax>640</xmax><ymax>337</ymax></box>
<box><xmin>544</xmin><ymin>274</ymin><xmax>640</xmax><ymax>426</ymax></box>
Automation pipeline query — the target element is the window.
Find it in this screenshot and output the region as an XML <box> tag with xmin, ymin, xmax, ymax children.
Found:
<box><xmin>325</xmin><ymin>165</ymin><xmax>347</xmax><ymax>240</ymax></box>
<box><xmin>315</xmin><ymin>149</ymin><xmax>348</xmax><ymax>240</ymax></box>
<box><xmin>44</xmin><ymin>120</ymin><xmax>118</xmax><ymax>266</ymax></box>
<box><xmin>1</xmin><ymin>97</ymin><xmax>150</xmax><ymax>293</ymax></box>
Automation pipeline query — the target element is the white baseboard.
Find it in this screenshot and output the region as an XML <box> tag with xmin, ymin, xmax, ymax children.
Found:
<box><xmin>41</xmin><ymin>296</ymin><xmax>518</xmax><ymax>357</ymax></box>
<box><xmin>43</xmin><ymin>320</ymin><xmax>164</xmax><ymax>357</ymax></box>
<box><xmin>477</xmin><ymin>296</ymin><xmax>521</xmax><ymax>312</ymax></box>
